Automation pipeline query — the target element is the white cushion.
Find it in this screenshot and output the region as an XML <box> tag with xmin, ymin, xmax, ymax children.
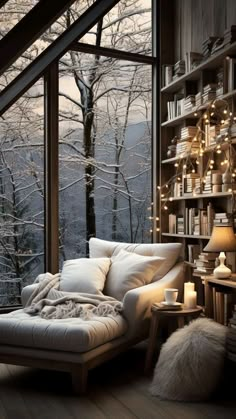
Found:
<box><xmin>60</xmin><ymin>257</ymin><xmax>111</xmax><ymax>295</ymax></box>
<box><xmin>89</xmin><ymin>238</ymin><xmax>182</xmax><ymax>281</ymax></box>
<box><xmin>104</xmin><ymin>249</ymin><xmax>165</xmax><ymax>301</ymax></box>
<box><xmin>0</xmin><ymin>309</ymin><xmax>128</xmax><ymax>353</ymax></box>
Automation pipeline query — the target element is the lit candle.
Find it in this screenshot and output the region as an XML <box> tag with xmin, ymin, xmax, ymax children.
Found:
<box><xmin>185</xmin><ymin>291</ymin><xmax>197</xmax><ymax>309</ymax></box>
<box><xmin>184</xmin><ymin>282</ymin><xmax>195</xmax><ymax>306</ymax></box>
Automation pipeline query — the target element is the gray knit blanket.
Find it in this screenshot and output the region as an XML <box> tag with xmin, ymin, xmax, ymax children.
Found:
<box><xmin>24</xmin><ymin>272</ymin><xmax>123</xmax><ymax>320</ymax></box>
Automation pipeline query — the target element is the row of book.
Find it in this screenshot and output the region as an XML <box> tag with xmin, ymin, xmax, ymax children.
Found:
<box><xmin>168</xmin><ymin>206</ymin><xmax>234</xmax><ymax>237</ymax></box>
<box><xmin>168</xmin><ymin>203</ymin><xmax>215</xmax><ymax>236</ymax></box>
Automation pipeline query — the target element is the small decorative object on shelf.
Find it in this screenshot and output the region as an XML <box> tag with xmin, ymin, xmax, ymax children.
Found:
<box><xmin>204</xmin><ymin>224</ymin><xmax>236</xmax><ymax>278</ymax></box>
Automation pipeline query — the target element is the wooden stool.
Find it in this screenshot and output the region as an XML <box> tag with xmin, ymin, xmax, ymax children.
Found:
<box><xmin>145</xmin><ymin>305</ymin><xmax>202</xmax><ymax>372</ymax></box>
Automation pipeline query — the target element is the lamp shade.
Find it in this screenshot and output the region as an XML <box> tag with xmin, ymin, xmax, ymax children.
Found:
<box><xmin>204</xmin><ymin>225</ymin><xmax>236</xmax><ymax>252</ymax></box>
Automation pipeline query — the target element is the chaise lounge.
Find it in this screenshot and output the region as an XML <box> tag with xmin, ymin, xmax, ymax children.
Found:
<box><xmin>0</xmin><ymin>238</ymin><xmax>185</xmax><ymax>393</ymax></box>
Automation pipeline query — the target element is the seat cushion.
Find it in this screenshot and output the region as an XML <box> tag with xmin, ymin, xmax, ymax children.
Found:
<box><xmin>0</xmin><ymin>309</ymin><xmax>128</xmax><ymax>353</ymax></box>
<box><xmin>89</xmin><ymin>238</ymin><xmax>182</xmax><ymax>281</ymax></box>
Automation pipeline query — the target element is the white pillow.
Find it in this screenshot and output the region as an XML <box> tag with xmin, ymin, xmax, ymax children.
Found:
<box><xmin>89</xmin><ymin>238</ymin><xmax>182</xmax><ymax>281</ymax></box>
<box><xmin>104</xmin><ymin>249</ymin><xmax>165</xmax><ymax>300</ymax></box>
<box><xmin>60</xmin><ymin>257</ymin><xmax>111</xmax><ymax>295</ymax></box>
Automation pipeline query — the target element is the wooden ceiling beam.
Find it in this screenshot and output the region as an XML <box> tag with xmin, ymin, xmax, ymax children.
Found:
<box><xmin>0</xmin><ymin>0</ymin><xmax>120</xmax><ymax>116</ymax></box>
<box><xmin>0</xmin><ymin>0</ymin><xmax>76</xmax><ymax>77</ymax></box>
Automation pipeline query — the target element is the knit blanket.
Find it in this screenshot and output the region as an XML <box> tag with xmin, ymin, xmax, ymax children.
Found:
<box><xmin>24</xmin><ymin>272</ymin><xmax>123</xmax><ymax>320</ymax></box>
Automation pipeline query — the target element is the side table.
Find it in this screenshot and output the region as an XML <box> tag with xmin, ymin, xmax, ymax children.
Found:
<box><xmin>145</xmin><ymin>305</ymin><xmax>202</xmax><ymax>372</ymax></box>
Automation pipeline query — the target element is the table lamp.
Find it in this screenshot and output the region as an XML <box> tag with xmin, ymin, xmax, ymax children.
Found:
<box><xmin>203</xmin><ymin>224</ymin><xmax>236</xmax><ymax>278</ymax></box>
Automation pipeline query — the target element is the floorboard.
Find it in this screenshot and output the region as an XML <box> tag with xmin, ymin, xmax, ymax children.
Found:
<box><xmin>0</xmin><ymin>341</ymin><xmax>235</xmax><ymax>419</ymax></box>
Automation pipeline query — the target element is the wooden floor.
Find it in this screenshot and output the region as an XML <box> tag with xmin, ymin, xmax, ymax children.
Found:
<box><xmin>0</xmin><ymin>341</ymin><xmax>235</xmax><ymax>419</ymax></box>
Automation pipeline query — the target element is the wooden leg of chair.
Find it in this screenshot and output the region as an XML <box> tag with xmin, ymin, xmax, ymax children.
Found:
<box><xmin>71</xmin><ymin>365</ymin><xmax>88</xmax><ymax>395</ymax></box>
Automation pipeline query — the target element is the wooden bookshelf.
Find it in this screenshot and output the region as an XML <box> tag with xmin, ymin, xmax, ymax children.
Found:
<box><xmin>158</xmin><ymin>0</ymin><xmax>236</xmax><ymax>274</ymax></box>
<box><xmin>161</xmin><ymin>41</ymin><xmax>236</xmax><ymax>94</ymax></box>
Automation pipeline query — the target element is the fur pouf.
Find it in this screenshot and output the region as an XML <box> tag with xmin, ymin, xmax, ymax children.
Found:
<box><xmin>150</xmin><ymin>317</ymin><xmax>227</xmax><ymax>401</ymax></box>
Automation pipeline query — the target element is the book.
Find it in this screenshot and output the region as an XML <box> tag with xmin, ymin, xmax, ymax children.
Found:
<box><xmin>153</xmin><ymin>302</ymin><xmax>183</xmax><ymax>311</ymax></box>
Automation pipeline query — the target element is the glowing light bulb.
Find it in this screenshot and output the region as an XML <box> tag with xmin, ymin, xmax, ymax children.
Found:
<box><xmin>211</xmin><ymin>104</ymin><xmax>215</xmax><ymax>108</ymax></box>
<box><xmin>164</xmin><ymin>205</ymin><xmax>168</xmax><ymax>210</ymax></box>
<box><xmin>210</xmin><ymin>160</ymin><xmax>214</xmax><ymax>164</ymax></box>
<box><xmin>161</xmin><ymin>194</ymin><xmax>165</xmax><ymax>198</ymax></box>
<box><xmin>156</xmin><ymin>217</ymin><xmax>159</xmax><ymax>221</ymax></box>
<box><xmin>224</xmin><ymin>109</ymin><xmax>227</xmax><ymax>114</ymax></box>
<box><xmin>174</xmin><ymin>163</ymin><xmax>179</xmax><ymax>167</ymax></box>
<box><xmin>228</xmin><ymin>188</ymin><xmax>232</xmax><ymax>192</ymax></box>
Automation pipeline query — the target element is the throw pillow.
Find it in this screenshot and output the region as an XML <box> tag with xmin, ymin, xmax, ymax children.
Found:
<box><xmin>150</xmin><ymin>317</ymin><xmax>227</xmax><ymax>401</ymax></box>
<box><xmin>104</xmin><ymin>249</ymin><xmax>165</xmax><ymax>301</ymax></box>
<box><xmin>60</xmin><ymin>257</ymin><xmax>111</xmax><ymax>295</ymax></box>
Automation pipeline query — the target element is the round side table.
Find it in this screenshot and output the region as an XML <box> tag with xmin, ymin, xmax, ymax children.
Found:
<box><xmin>145</xmin><ymin>305</ymin><xmax>202</xmax><ymax>373</ymax></box>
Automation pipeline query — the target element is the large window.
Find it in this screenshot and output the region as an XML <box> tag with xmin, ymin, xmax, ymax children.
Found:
<box><xmin>59</xmin><ymin>53</ymin><xmax>152</xmax><ymax>261</ymax></box>
<box><xmin>0</xmin><ymin>80</ymin><xmax>44</xmax><ymax>305</ymax></box>
<box><xmin>0</xmin><ymin>0</ymin><xmax>154</xmax><ymax>305</ymax></box>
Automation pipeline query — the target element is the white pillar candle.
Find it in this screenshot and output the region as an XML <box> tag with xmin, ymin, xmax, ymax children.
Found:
<box><xmin>184</xmin><ymin>282</ymin><xmax>195</xmax><ymax>306</ymax></box>
<box><xmin>185</xmin><ymin>290</ymin><xmax>197</xmax><ymax>309</ymax></box>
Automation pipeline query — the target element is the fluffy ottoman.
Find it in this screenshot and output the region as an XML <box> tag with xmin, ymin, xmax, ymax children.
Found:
<box><xmin>150</xmin><ymin>317</ymin><xmax>227</xmax><ymax>401</ymax></box>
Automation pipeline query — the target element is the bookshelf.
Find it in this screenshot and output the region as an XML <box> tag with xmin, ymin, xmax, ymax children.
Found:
<box><xmin>158</xmin><ymin>0</ymin><xmax>236</xmax><ymax>275</ymax></box>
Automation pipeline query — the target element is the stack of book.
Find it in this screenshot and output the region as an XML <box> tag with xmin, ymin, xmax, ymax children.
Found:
<box><xmin>223</xmin><ymin>25</ymin><xmax>236</xmax><ymax>47</ymax></box>
<box><xmin>211</xmin><ymin>37</ymin><xmax>224</xmax><ymax>54</ymax></box>
<box><xmin>202</xmin><ymin>171</ymin><xmax>212</xmax><ymax>194</ymax></box>
<box><xmin>227</xmin><ymin>305</ymin><xmax>236</xmax><ymax>362</ymax></box>
<box><xmin>181</xmin><ymin>126</ymin><xmax>198</xmax><ymax>140</ymax></box>
<box><xmin>153</xmin><ymin>302</ymin><xmax>183</xmax><ymax>311</ymax></box>
<box><xmin>176</xmin><ymin>139</ymin><xmax>199</xmax><ymax>156</ymax></box>
<box><xmin>195</xmin><ymin>92</ymin><xmax>202</xmax><ymax>107</ymax></box>
<box><xmin>214</xmin><ymin>212</ymin><xmax>232</xmax><ymax>225</ymax></box>
<box><xmin>208</xmin><ymin>125</ymin><xmax>220</xmax><ymax>147</ymax></box>
<box><xmin>202</xmin><ymin>84</ymin><xmax>217</xmax><ymax>104</ymax></box>
<box><xmin>183</xmin><ymin>174</ymin><xmax>200</xmax><ymax>195</ymax></box>
<box><xmin>183</xmin><ymin>95</ymin><xmax>195</xmax><ymax>112</ymax></box>
<box><xmin>176</xmin><ymin>215</ymin><xmax>184</xmax><ymax>234</ymax></box>
<box><xmin>173</xmin><ymin>181</ymin><xmax>182</xmax><ymax>197</ymax></box>
<box><xmin>193</xmin><ymin>251</ymin><xmax>218</xmax><ymax>275</ymax></box>
<box><xmin>202</xmin><ymin>36</ymin><xmax>219</xmax><ymax>57</ymax></box>
<box><xmin>173</xmin><ymin>60</ymin><xmax>185</xmax><ymax>80</ymax></box>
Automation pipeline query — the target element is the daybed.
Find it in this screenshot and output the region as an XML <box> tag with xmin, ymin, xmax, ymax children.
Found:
<box><xmin>0</xmin><ymin>238</ymin><xmax>185</xmax><ymax>393</ymax></box>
